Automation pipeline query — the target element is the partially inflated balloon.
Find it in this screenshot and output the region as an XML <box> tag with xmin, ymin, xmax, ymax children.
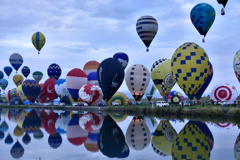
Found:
<box><xmin>32</xmin><ymin>71</ymin><xmax>43</xmax><ymax>82</ymax></box>
<box><xmin>47</xmin><ymin>63</ymin><xmax>61</xmax><ymax>80</ymax></box>
<box><xmin>21</xmin><ymin>66</ymin><xmax>30</xmax><ymax>78</ymax></box>
<box><xmin>13</xmin><ymin>74</ymin><xmax>23</xmax><ymax>87</ymax></box>
<box><xmin>125</xmin><ymin>64</ymin><xmax>150</xmax><ymax>101</ymax></box>
<box><xmin>108</xmin><ymin>92</ymin><xmax>129</xmax><ymax>106</ymax></box>
<box><xmin>4</xmin><ymin>66</ymin><xmax>12</xmax><ymax>78</ymax></box>
<box><xmin>79</xmin><ymin>84</ymin><xmax>103</xmax><ymax>105</ymax></box>
<box><xmin>113</xmin><ymin>52</ymin><xmax>129</xmax><ymax>69</ymax></box>
<box><xmin>190</xmin><ymin>3</ymin><xmax>215</xmax><ymax>42</ymax></box>
<box><xmin>32</xmin><ymin>32</ymin><xmax>46</xmax><ymax>54</ymax></box>
<box><xmin>171</xmin><ymin>42</ymin><xmax>210</xmax><ymax>100</ymax></box>
<box><xmin>0</xmin><ymin>78</ymin><xmax>8</xmax><ymax>91</ymax></box>
<box><xmin>9</xmin><ymin>53</ymin><xmax>23</xmax><ymax>73</ymax></box>
<box><xmin>97</xmin><ymin>58</ymin><xmax>125</xmax><ymax>102</ymax></box>
<box><xmin>151</xmin><ymin>59</ymin><xmax>175</xmax><ymax>100</ymax></box>
<box><xmin>22</xmin><ymin>80</ymin><xmax>41</xmax><ymax>102</ymax></box>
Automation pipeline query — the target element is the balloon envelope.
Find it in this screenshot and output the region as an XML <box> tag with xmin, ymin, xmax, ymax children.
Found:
<box><xmin>4</xmin><ymin>66</ymin><xmax>12</xmax><ymax>77</ymax></box>
<box><xmin>55</xmin><ymin>79</ymin><xmax>69</xmax><ymax>102</ymax></box>
<box><xmin>44</xmin><ymin>78</ymin><xmax>57</xmax><ymax>101</ymax></box>
<box><xmin>113</xmin><ymin>52</ymin><xmax>129</xmax><ymax>69</ymax></box>
<box><xmin>32</xmin><ymin>31</ymin><xmax>46</xmax><ymax>54</ymax></box>
<box><xmin>108</xmin><ymin>92</ymin><xmax>129</xmax><ymax>106</ymax></box>
<box><xmin>22</xmin><ymin>80</ymin><xmax>41</xmax><ymax>102</ymax></box>
<box><xmin>47</xmin><ymin>63</ymin><xmax>62</xmax><ymax>80</ymax></box>
<box><xmin>0</xmin><ymin>78</ymin><xmax>8</xmax><ymax>91</ymax></box>
<box><xmin>9</xmin><ymin>53</ymin><xmax>23</xmax><ymax>72</ymax></box>
<box><xmin>21</xmin><ymin>66</ymin><xmax>30</xmax><ymax>78</ymax></box>
<box><xmin>87</xmin><ymin>72</ymin><xmax>99</xmax><ymax>85</ymax></box>
<box><xmin>0</xmin><ymin>71</ymin><xmax>4</xmax><ymax>79</ymax></box>
<box><xmin>32</xmin><ymin>71</ymin><xmax>43</xmax><ymax>82</ymax></box>
<box><xmin>13</xmin><ymin>74</ymin><xmax>24</xmax><ymax>87</ymax></box>
<box><xmin>83</xmin><ymin>61</ymin><xmax>100</xmax><ymax>76</ymax></box>
<box><xmin>79</xmin><ymin>84</ymin><xmax>103</xmax><ymax>105</ymax></box>
<box><xmin>10</xmin><ymin>141</ymin><xmax>24</xmax><ymax>159</ymax></box>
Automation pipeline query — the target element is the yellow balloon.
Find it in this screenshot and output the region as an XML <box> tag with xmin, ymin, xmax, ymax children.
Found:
<box><xmin>108</xmin><ymin>92</ymin><xmax>129</xmax><ymax>106</ymax></box>
<box><xmin>171</xmin><ymin>42</ymin><xmax>210</xmax><ymax>100</ymax></box>
<box><xmin>69</xmin><ymin>94</ymin><xmax>82</xmax><ymax>104</ymax></box>
<box><xmin>151</xmin><ymin>59</ymin><xmax>176</xmax><ymax>99</ymax></box>
<box><xmin>13</xmin><ymin>74</ymin><xmax>23</xmax><ymax>87</ymax></box>
<box><xmin>21</xmin><ymin>96</ymin><xmax>27</xmax><ymax>103</ymax></box>
<box><xmin>1</xmin><ymin>94</ymin><xmax>8</xmax><ymax>103</ymax></box>
<box><xmin>13</xmin><ymin>125</ymin><xmax>24</xmax><ymax>137</ymax></box>
<box><xmin>16</xmin><ymin>85</ymin><xmax>25</xmax><ymax>98</ymax></box>
<box><xmin>32</xmin><ymin>32</ymin><xmax>46</xmax><ymax>54</ymax></box>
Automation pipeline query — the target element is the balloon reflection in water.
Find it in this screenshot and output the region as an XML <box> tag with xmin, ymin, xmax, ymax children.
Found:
<box><xmin>33</xmin><ymin>129</ymin><xmax>44</xmax><ymax>140</ymax></box>
<box><xmin>48</xmin><ymin>133</ymin><xmax>62</xmax><ymax>149</ymax></box>
<box><xmin>22</xmin><ymin>133</ymin><xmax>31</xmax><ymax>145</ymax></box>
<box><xmin>10</xmin><ymin>141</ymin><xmax>24</xmax><ymax>159</ymax></box>
<box><xmin>234</xmin><ymin>133</ymin><xmax>240</xmax><ymax>160</ymax></box>
<box><xmin>5</xmin><ymin>133</ymin><xmax>13</xmax><ymax>144</ymax></box>
<box><xmin>0</xmin><ymin>120</ymin><xmax>9</xmax><ymax>132</ymax></box>
<box><xmin>44</xmin><ymin>111</ymin><xmax>58</xmax><ymax>135</ymax></box>
<box><xmin>79</xmin><ymin>112</ymin><xmax>104</xmax><ymax>132</ymax></box>
<box><xmin>22</xmin><ymin>110</ymin><xmax>41</xmax><ymax>133</ymax></box>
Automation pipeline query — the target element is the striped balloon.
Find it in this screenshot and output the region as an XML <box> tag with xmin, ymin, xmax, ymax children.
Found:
<box><xmin>32</xmin><ymin>71</ymin><xmax>43</xmax><ymax>82</ymax></box>
<box><xmin>9</xmin><ymin>53</ymin><xmax>23</xmax><ymax>73</ymax></box>
<box><xmin>32</xmin><ymin>32</ymin><xmax>46</xmax><ymax>54</ymax></box>
<box><xmin>136</xmin><ymin>15</ymin><xmax>158</xmax><ymax>52</ymax></box>
<box><xmin>83</xmin><ymin>61</ymin><xmax>100</xmax><ymax>76</ymax></box>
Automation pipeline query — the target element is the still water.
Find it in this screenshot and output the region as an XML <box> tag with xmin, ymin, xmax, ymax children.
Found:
<box><xmin>0</xmin><ymin>108</ymin><xmax>239</xmax><ymax>160</ymax></box>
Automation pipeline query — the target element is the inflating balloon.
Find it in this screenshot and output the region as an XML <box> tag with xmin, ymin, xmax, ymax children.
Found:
<box><xmin>13</xmin><ymin>74</ymin><xmax>23</xmax><ymax>87</ymax></box>
<box><xmin>47</xmin><ymin>63</ymin><xmax>61</xmax><ymax>80</ymax></box>
<box><xmin>4</xmin><ymin>66</ymin><xmax>12</xmax><ymax>78</ymax></box>
<box><xmin>165</xmin><ymin>91</ymin><xmax>185</xmax><ymax>104</ymax></box>
<box><xmin>190</xmin><ymin>3</ymin><xmax>216</xmax><ymax>43</ymax></box>
<box><xmin>136</xmin><ymin>15</ymin><xmax>158</xmax><ymax>52</ymax></box>
<box><xmin>113</xmin><ymin>52</ymin><xmax>129</xmax><ymax>69</ymax></box>
<box><xmin>32</xmin><ymin>71</ymin><xmax>43</xmax><ymax>82</ymax></box>
<box><xmin>32</xmin><ymin>31</ymin><xmax>46</xmax><ymax>54</ymax></box>
<box><xmin>171</xmin><ymin>42</ymin><xmax>210</xmax><ymax>100</ymax></box>
<box><xmin>21</xmin><ymin>66</ymin><xmax>30</xmax><ymax>78</ymax></box>
<box><xmin>233</xmin><ymin>50</ymin><xmax>240</xmax><ymax>83</ymax></box>
<box><xmin>9</xmin><ymin>53</ymin><xmax>23</xmax><ymax>73</ymax></box>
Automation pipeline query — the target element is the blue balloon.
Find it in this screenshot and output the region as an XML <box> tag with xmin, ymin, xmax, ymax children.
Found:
<box><xmin>0</xmin><ymin>78</ymin><xmax>8</xmax><ymax>91</ymax></box>
<box><xmin>87</xmin><ymin>72</ymin><xmax>98</xmax><ymax>85</ymax></box>
<box><xmin>113</xmin><ymin>52</ymin><xmax>129</xmax><ymax>69</ymax></box>
<box><xmin>5</xmin><ymin>133</ymin><xmax>13</xmax><ymax>144</ymax></box>
<box><xmin>0</xmin><ymin>71</ymin><xmax>4</xmax><ymax>80</ymax></box>
<box><xmin>4</xmin><ymin>66</ymin><xmax>12</xmax><ymax>77</ymax></box>
<box><xmin>9</xmin><ymin>53</ymin><xmax>23</xmax><ymax>73</ymax></box>
<box><xmin>22</xmin><ymin>133</ymin><xmax>31</xmax><ymax>145</ymax></box>
<box><xmin>21</xmin><ymin>66</ymin><xmax>30</xmax><ymax>78</ymax></box>
<box><xmin>22</xmin><ymin>80</ymin><xmax>41</xmax><ymax>103</ymax></box>
<box><xmin>48</xmin><ymin>133</ymin><xmax>62</xmax><ymax>149</ymax></box>
<box><xmin>47</xmin><ymin>63</ymin><xmax>62</xmax><ymax>80</ymax></box>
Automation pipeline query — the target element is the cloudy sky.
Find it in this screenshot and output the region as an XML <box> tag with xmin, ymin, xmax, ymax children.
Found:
<box><xmin>0</xmin><ymin>0</ymin><xmax>239</xmax><ymax>99</ymax></box>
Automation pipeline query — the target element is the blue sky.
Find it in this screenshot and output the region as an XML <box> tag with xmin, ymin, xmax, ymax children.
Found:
<box><xmin>0</xmin><ymin>0</ymin><xmax>239</xmax><ymax>99</ymax></box>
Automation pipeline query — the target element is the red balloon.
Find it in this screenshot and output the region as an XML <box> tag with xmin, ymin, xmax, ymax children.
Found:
<box><xmin>43</xmin><ymin>78</ymin><xmax>57</xmax><ymax>101</ymax></box>
<box><xmin>44</xmin><ymin>111</ymin><xmax>57</xmax><ymax>134</ymax></box>
<box><xmin>38</xmin><ymin>83</ymin><xmax>48</xmax><ymax>103</ymax></box>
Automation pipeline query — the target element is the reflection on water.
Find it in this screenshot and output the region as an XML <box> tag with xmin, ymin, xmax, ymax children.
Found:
<box><xmin>0</xmin><ymin>108</ymin><xmax>239</xmax><ymax>159</ymax></box>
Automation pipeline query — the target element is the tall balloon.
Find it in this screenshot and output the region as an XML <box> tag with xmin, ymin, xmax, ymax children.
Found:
<box><xmin>47</xmin><ymin>63</ymin><xmax>61</xmax><ymax>80</ymax></box>
<box><xmin>13</xmin><ymin>74</ymin><xmax>24</xmax><ymax>87</ymax></box>
<box><xmin>83</xmin><ymin>60</ymin><xmax>100</xmax><ymax>76</ymax></box>
<box><xmin>0</xmin><ymin>78</ymin><xmax>8</xmax><ymax>93</ymax></box>
<box><xmin>66</xmin><ymin>68</ymin><xmax>88</xmax><ymax>102</ymax></box>
<box><xmin>97</xmin><ymin>58</ymin><xmax>125</xmax><ymax>102</ymax></box>
<box><xmin>151</xmin><ymin>59</ymin><xmax>176</xmax><ymax>100</ymax></box>
<box><xmin>217</xmin><ymin>0</ymin><xmax>228</xmax><ymax>15</ymax></box>
<box><xmin>32</xmin><ymin>71</ymin><xmax>43</xmax><ymax>82</ymax></box>
<box><xmin>125</xmin><ymin>64</ymin><xmax>150</xmax><ymax>101</ymax></box>
<box><xmin>22</xmin><ymin>80</ymin><xmax>41</xmax><ymax>102</ymax></box>
<box><xmin>9</xmin><ymin>53</ymin><xmax>23</xmax><ymax>73</ymax></box>
<box><xmin>21</xmin><ymin>66</ymin><xmax>30</xmax><ymax>78</ymax></box>
<box><xmin>32</xmin><ymin>31</ymin><xmax>46</xmax><ymax>54</ymax></box>
<box><xmin>190</xmin><ymin>3</ymin><xmax>216</xmax><ymax>43</ymax></box>
<box><xmin>171</xmin><ymin>42</ymin><xmax>210</xmax><ymax>100</ymax></box>
<box><xmin>44</xmin><ymin>78</ymin><xmax>57</xmax><ymax>102</ymax></box>
<box><xmin>136</xmin><ymin>15</ymin><xmax>158</xmax><ymax>52</ymax></box>
<box><xmin>113</xmin><ymin>52</ymin><xmax>129</xmax><ymax>69</ymax></box>
<box><xmin>4</xmin><ymin>66</ymin><xmax>12</xmax><ymax>78</ymax></box>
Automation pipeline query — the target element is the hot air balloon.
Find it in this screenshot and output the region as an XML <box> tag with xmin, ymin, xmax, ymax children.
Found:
<box><xmin>97</xmin><ymin>58</ymin><xmax>125</xmax><ymax>102</ymax></box>
<box><xmin>13</xmin><ymin>74</ymin><xmax>23</xmax><ymax>87</ymax></box>
<box><xmin>108</xmin><ymin>92</ymin><xmax>129</xmax><ymax>106</ymax></box>
<box><xmin>55</xmin><ymin>79</ymin><xmax>69</xmax><ymax>102</ymax></box>
<box><xmin>217</xmin><ymin>0</ymin><xmax>228</xmax><ymax>15</ymax></box>
<box><xmin>136</xmin><ymin>15</ymin><xmax>158</xmax><ymax>52</ymax></box>
<box><xmin>10</xmin><ymin>97</ymin><xmax>23</xmax><ymax>105</ymax></box>
<box><xmin>126</xmin><ymin>117</ymin><xmax>151</xmax><ymax>150</ymax></box>
<box><xmin>55</xmin><ymin>115</ymin><xmax>70</xmax><ymax>134</ymax></box>
<box><xmin>172</xmin><ymin>121</ymin><xmax>211</xmax><ymax>160</ymax></box>
<box><xmin>195</xmin><ymin>62</ymin><xmax>213</xmax><ymax>100</ymax></box>
<box><xmin>79</xmin><ymin>112</ymin><xmax>104</xmax><ymax>132</ymax></box>
<box><xmin>32</xmin><ymin>31</ymin><xmax>46</xmax><ymax>54</ymax></box>
<box><xmin>66</xmin><ymin>68</ymin><xmax>88</xmax><ymax>102</ymax></box>
<box><xmin>233</xmin><ymin>50</ymin><xmax>240</xmax><ymax>83</ymax></box>
<box><xmin>151</xmin><ymin>120</ymin><xmax>177</xmax><ymax>157</ymax></box>
<box><xmin>190</xmin><ymin>3</ymin><xmax>216</xmax><ymax>43</ymax></box>
<box><xmin>48</xmin><ymin>133</ymin><xmax>62</xmax><ymax>149</ymax></box>
<box><xmin>9</xmin><ymin>53</ymin><xmax>23</xmax><ymax>73</ymax></box>
<box><xmin>0</xmin><ymin>120</ymin><xmax>9</xmax><ymax>132</ymax></box>
<box><xmin>22</xmin><ymin>133</ymin><xmax>31</xmax><ymax>145</ymax></box>
<box><xmin>22</xmin><ymin>80</ymin><xmax>41</xmax><ymax>102</ymax></box>
<box><xmin>32</xmin><ymin>71</ymin><xmax>43</xmax><ymax>82</ymax></box>
<box><xmin>5</xmin><ymin>133</ymin><xmax>13</xmax><ymax>144</ymax></box>
<box><xmin>210</xmin><ymin>83</ymin><xmax>238</xmax><ymax>104</ymax></box>
<box><xmin>0</xmin><ymin>71</ymin><xmax>4</xmax><ymax>80</ymax></box>
<box><xmin>0</xmin><ymin>78</ymin><xmax>8</xmax><ymax>93</ymax></box>
<box><xmin>21</xmin><ymin>66</ymin><xmax>30</xmax><ymax>78</ymax></box>
<box><xmin>113</xmin><ymin>52</ymin><xmax>129</xmax><ymax>69</ymax></box>
<box><xmin>0</xmin><ymin>131</ymin><xmax>4</xmax><ymax>140</ymax></box>
<box><xmin>44</xmin><ymin>78</ymin><xmax>57</xmax><ymax>102</ymax></box>
<box><xmin>13</xmin><ymin>125</ymin><xmax>24</xmax><ymax>137</ymax></box>
<box><xmin>1</xmin><ymin>94</ymin><xmax>8</xmax><ymax>103</ymax></box>
<box><xmin>165</xmin><ymin>91</ymin><xmax>185</xmax><ymax>104</ymax></box>
<box><xmin>10</xmin><ymin>141</ymin><xmax>24</xmax><ymax>159</ymax></box>
<box><xmin>234</xmin><ymin>133</ymin><xmax>240</xmax><ymax>160</ymax></box>
<box><xmin>144</xmin><ymin>78</ymin><xmax>157</xmax><ymax>101</ymax></box>
<box><xmin>125</xmin><ymin>64</ymin><xmax>150</xmax><ymax>101</ymax></box>
<box><xmin>151</xmin><ymin>59</ymin><xmax>176</xmax><ymax>100</ymax></box>
<box><xmin>67</xmin><ymin>114</ymin><xmax>88</xmax><ymax>146</ymax></box>
<box><xmin>38</xmin><ymin>83</ymin><xmax>48</xmax><ymax>103</ymax></box>
<box><xmin>44</xmin><ymin>111</ymin><xmax>58</xmax><ymax>135</ymax></box>
<box><xmin>84</xmin><ymin>136</ymin><xmax>99</xmax><ymax>153</ymax></box>
<box><xmin>98</xmin><ymin>114</ymin><xmax>125</xmax><ymax>158</ymax></box>
<box><xmin>87</xmin><ymin>72</ymin><xmax>99</xmax><ymax>85</ymax></box>
<box><xmin>6</xmin><ymin>90</ymin><xmax>12</xmax><ymax>102</ymax></box>
<box><xmin>10</xmin><ymin>88</ymin><xmax>17</xmax><ymax>99</ymax></box>
<box><xmin>4</xmin><ymin>66</ymin><xmax>12</xmax><ymax>78</ymax></box>
<box><xmin>171</xmin><ymin>42</ymin><xmax>210</xmax><ymax>100</ymax></box>
<box><xmin>83</xmin><ymin>60</ymin><xmax>100</xmax><ymax>76</ymax></box>
<box><xmin>22</xmin><ymin>110</ymin><xmax>41</xmax><ymax>133</ymax></box>
<box><xmin>16</xmin><ymin>85</ymin><xmax>25</xmax><ymax>98</ymax></box>
<box><xmin>47</xmin><ymin>63</ymin><xmax>62</xmax><ymax>80</ymax></box>
<box><xmin>79</xmin><ymin>84</ymin><xmax>103</xmax><ymax>105</ymax></box>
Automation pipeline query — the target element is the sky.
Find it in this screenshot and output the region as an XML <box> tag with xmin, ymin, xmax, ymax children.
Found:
<box><xmin>0</xmin><ymin>0</ymin><xmax>239</xmax><ymax>99</ymax></box>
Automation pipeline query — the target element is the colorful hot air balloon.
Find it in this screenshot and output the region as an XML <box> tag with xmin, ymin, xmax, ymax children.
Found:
<box><xmin>83</xmin><ymin>60</ymin><xmax>100</xmax><ymax>76</ymax></box>
<box><xmin>0</xmin><ymin>71</ymin><xmax>4</xmax><ymax>79</ymax></box>
<box><xmin>4</xmin><ymin>66</ymin><xmax>12</xmax><ymax>78</ymax></box>
<box><xmin>195</xmin><ymin>62</ymin><xmax>213</xmax><ymax>100</ymax></box>
<box><xmin>32</xmin><ymin>31</ymin><xmax>46</xmax><ymax>54</ymax></box>
<box><xmin>125</xmin><ymin>64</ymin><xmax>150</xmax><ymax>101</ymax></box>
<box><xmin>136</xmin><ymin>15</ymin><xmax>158</xmax><ymax>52</ymax></box>
<box><xmin>233</xmin><ymin>50</ymin><xmax>240</xmax><ymax>83</ymax></box>
<box><xmin>0</xmin><ymin>78</ymin><xmax>8</xmax><ymax>92</ymax></box>
<box><xmin>9</xmin><ymin>53</ymin><xmax>23</xmax><ymax>73</ymax></box>
<box><xmin>79</xmin><ymin>112</ymin><xmax>104</xmax><ymax>132</ymax></box>
<box><xmin>165</xmin><ymin>91</ymin><xmax>185</xmax><ymax>104</ymax></box>
<box><xmin>217</xmin><ymin>0</ymin><xmax>228</xmax><ymax>15</ymax></box>
<box><xmin>10</xmin><ymin>141</ymin><xmax>24</xmax><ymax>159</ymax></box>
<box><xmin>32</xmin><ymin>71</ymin><xmax>43</xmax><ymax>82</ymax></box>
<box><xmin>16</xmin><ymin>85</ymin><xmax>25</xmax><ymax>98</ymax></box>
<box><xmin>21</xmin><ymin>66</ymin><xmax>30</xmax><ymax>78</ymax></box>
<box><xmin>171</xmin><ymin>42</ymin><xmax>210</xmax><ymax>100</ymax></box>
<box><xmin>13</xmin><ymin>74</ymin><xmax>23</xmax><ymax>87</ymax></box>
<box><xmin>38</xmin><ymin>84</ymin><xmax>48</xmax><ymax>103</ymax></box>
<box><xmin>113</xmin><ymin>52</ymin><xmax>129</xmax><ymax>69</ymax></box>
<box><xmin>108</xmin><ymin>92</ymin><xmax>129</xmax><ymax>106</ymax></box>
<box><xmin>144</xmin><ymin>78</ymin><xmax>157</xmax><ymax>101</ymax></box>
<box><xmin>79</xmin><ymin>84</ymin><xmax>103</xmax><ymax>105</ymax></box>
<box><xmin>43</xmin><ymin>78</ymin><xmax>57</xmax><ymax>101</ymax></box>
<box><xmin>190</xmin><ymin>3</ymin><xmax>216</xmax><ymax>43</ymax></box>
<box><xmin>87</xmin><ymin>72</ymin><xmax>98</xmax><ymax>85</ymax></box>
<box><xmin>97</xmin><ymin>58</ymin><xmax>125</xmax><ymax>102</ymax></box>
<box><xmin>1</xmin><ymin>94</ymin><xmax>8</xmax><ymax>103</ymax></box>
<box><xmin>22</xmin><ymin>80</ymin><xmax>41</xmax><ymax>102</ymax></box>
<box><xmin>47</xmin><ymin>63</ymin><xmax>61</xmax><ymax>80</ymax></box>
<box><xmin>55</xmin><ymin>79</ymin><xmax>69</xmax><ymax>102</ymax></box>
<box><xmin>66</xmin><ymin>68</ymin><xmax>88</xmax><ymax>102</ymax></box>
<box><xmin>151</xmin><ymin>59</ymin><xmax>176</xmax><ymax>100</ymax></box>
<box><xmin>22</xmin><ymin>110</ymin><xmax>41</xmax><ymax>133</ymax></box>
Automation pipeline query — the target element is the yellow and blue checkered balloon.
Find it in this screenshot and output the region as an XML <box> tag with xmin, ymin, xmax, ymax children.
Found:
<box><xmin>171</xmin><ymin>42</ymin><xmax>210</xmax><ymax>100</ymax></box>
<box><xmin>172</xmin><ymin>121</ymin><xmax>211</xmax><ymax>160</ymax></box>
